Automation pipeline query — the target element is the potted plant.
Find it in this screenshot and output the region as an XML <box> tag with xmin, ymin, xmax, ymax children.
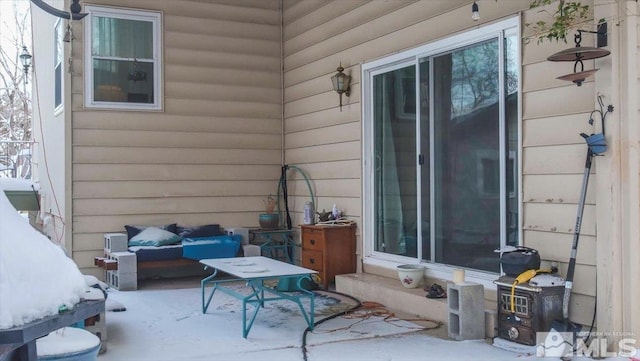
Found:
<box><xmin>258</xmin><ymin>195</ymin><xmax>279</xmax><ymax>229</ymax></box>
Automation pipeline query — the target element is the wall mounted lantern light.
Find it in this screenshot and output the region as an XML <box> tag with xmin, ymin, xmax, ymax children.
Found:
<box><xmin>547</xmin><ymin>25</ymin><xmax>610</xmax><ymax>86</ymax></box>
<box><xmin>471</xmin><ymin>1</ymin><xmax>480</xmax><ymax>21</ymax></box>
<box><xmin>19</xmin><ymin>46</ymin><xmax>32</xmax><ymax>84</ymax></box>
<box><xmin>331</xmin><ymin>64</ymin><xmax>351</xmax><ymax>112</ymax></box>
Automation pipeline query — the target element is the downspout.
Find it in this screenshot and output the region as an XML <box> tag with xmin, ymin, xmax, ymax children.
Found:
<box><xmin>64</xmin><ymin>2</ymin><xmax>75</xmax><ymax>254</ymax></box>
<box><xmin>280</xmin><ymin>0</ymin><xmax>285</xmax><ymax>166</ymax></box>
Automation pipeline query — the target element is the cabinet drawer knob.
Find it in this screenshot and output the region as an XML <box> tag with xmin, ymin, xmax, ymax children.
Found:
<box><xmin>310</xmin><ymin>239</ymin><xmax>315</xmax><ymax>245</ymax></box>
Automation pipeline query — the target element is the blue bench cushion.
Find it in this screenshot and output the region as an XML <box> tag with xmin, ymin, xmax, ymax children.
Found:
<box><xmin>182</xmin><ymin>235</ymin><xmax>241</xmax><ymax>260</ymax></box>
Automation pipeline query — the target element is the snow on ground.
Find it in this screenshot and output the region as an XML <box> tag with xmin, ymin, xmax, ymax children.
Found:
<box><xmin>0</xmin><ymin>180</ymin><xmax>87</xmax><ymax>330</ymax></box>
<box><xmin>97</xmin><ymin>284</ymin><xmax>633</xmax><ymax>361</ymax></box>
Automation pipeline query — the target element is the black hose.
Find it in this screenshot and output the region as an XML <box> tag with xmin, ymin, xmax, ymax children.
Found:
<box><xmin>280</xmin><ymin>165</ymin><xmax>292</xmax><ymax>230</ymax></box>
<box><xmin>31</xmin><ymin>184</ymin><xmax>41</xmax><ymax>210</ymax></box>
<box><xmin>301</xmin><ymin>290</ymin><xmax>362</xmax><ymax>361</ymax></box>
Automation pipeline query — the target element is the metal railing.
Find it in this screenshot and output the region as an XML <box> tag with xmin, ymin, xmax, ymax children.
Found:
<box><xmin>0</xmin><ymin>140</ymin><xmax>34</xmax><ymax>179</ymax></box>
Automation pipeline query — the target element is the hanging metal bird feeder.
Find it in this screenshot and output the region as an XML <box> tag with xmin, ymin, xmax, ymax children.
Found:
<box><xmin>547</xmin><ymin>26</ymin><xmax>610</xmax><ymax>86</ymax></box>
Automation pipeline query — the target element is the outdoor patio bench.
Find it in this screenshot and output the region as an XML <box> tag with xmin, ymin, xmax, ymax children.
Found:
<box><xmin>95</xmin><ymin>223</ymin><xmax>241</xmax><ymax>290</ymax></box>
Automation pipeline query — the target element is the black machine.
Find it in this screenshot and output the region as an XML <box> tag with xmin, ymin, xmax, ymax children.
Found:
<box><xmin>495</xmin><ymin>274</ymin><xmax>564</xmax><ymax>346</ymax></box>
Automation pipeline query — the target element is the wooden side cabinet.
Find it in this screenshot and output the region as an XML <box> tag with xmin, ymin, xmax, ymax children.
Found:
<box><xmin>300</xmin><ymin>224</ymin><xmax>356</xmax><ymax>289</ymax></box>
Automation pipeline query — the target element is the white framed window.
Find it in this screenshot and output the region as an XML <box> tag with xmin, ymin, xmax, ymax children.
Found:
<box><xmin>362</xmin><ymin>17</ymin><xmax>521</xmax><ymax>277</ymax></box>
<box><xmin>84</xmin><ymin>5</ymin><xmax>162</xmax><ymax>110</ymax></box>
<box><xmin>54</xmin><ymin>19</ymin><xmax>63</xmax><ymax>111</ymax></box>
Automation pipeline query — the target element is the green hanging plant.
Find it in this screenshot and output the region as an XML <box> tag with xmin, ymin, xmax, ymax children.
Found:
<box><xmin>526</xmin><ymin>0</ymin><xmax>595</xmax><ymax>44</ymax></box>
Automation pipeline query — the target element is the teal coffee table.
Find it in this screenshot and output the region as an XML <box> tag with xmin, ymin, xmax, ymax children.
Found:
<box><xmin>200</xmin><ymin>256</ymin><xmax>317</xmax><ymax>338</ymax></box>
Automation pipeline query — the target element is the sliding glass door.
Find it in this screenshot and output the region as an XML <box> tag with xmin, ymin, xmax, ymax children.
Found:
<box><xmin>366</xmin><ymin>19</ymin><xmax>519</xmax><ymax>274</ymax></box>
<box><xmin>373</xmin><ymin>65</ymin><xmax>418</xmax><ymax>257</ymax></box>
<box><xmin>432</xmin><ymin>39</ymin><xmax>501</xmax><ymax>272</ymax></box>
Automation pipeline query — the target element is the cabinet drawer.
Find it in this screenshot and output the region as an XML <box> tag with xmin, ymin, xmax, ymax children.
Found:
<box><xmin>301</xmin><ymin>250</ymin><xmax>323</xmax><ymax>272</ymax></box>
<box><xmin>302</xmin><ymin>230</ymin><xmax>325</xmax><ymax>251</ymax></box>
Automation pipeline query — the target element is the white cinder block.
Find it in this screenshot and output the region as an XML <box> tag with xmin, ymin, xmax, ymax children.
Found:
<box><xmin>226</xmin><ymin>227</ymin><xmax>250</xmax><ymax>245</ymax></box>
<box><xmin>106</xmin><ymin>270</ymin><xmax>137</xmax><ymax>291</ymax></box>
<box><xmin>104</xmin><ymin>233</ymin><xmax>128</xmax><ymax>253</ymax></box>
<box><xmin>107</xmin><ymin>252</ymin><xmax>137</xmax><ymax>274</ymax></box>
<box><xmin>242</xmin><ymin>244</ymin><xmax>261</xmax><ymax>257</ymax></box>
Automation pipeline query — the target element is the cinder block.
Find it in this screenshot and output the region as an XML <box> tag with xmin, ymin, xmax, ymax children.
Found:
<box><xmin>104</xmin><ymin>233</ymin><xmax>128</xmax><ymax>253</ymax></box>
<box><xmin>107</xmin><ymin>252</ymin><xmax>137</xmax><ymax>274</ymax></box>
<box><xmin>226</xmin><ymin>227</ymin><xmax>250</xmax><ymax>245</ymax></box>
<box><xmin>242</xmin><ymin>244</ymin><xmax>261</xmax><ymax>257</ymax></box>
<box><xmin>84</xmin><ymin>311</ymin><xmax>107</xmax><ymax>354</ymax></box>
<box><xmin>447</xmin><ymin>282</ymin><xmax>485</xmax><ymax>340</ymax></box>
<box><xmin>485</xmin><ymin>308</ymin><xmax>498</xmax><ymax>338</ymax></box>
<box><xmin>106</xmin><ymin>270</ymin><xmax>137</xmax><ymax>291</ymax></box>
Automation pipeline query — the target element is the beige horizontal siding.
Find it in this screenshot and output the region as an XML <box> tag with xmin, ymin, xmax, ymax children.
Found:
<box><xmin>73</xmin><ymin>112</ymin><xmax>280</xmax><ymax>133</ymax></box>
<box><xmin>523</xmin><ymin>174</ymin><xmax>596</xmax><ymax>204</ymax></box>
<box><xmin>285</xmin><ymin>79</ymin><xmax>361</xmax><ymax>117</ymax></box>
<box><xmin>282</xmin><ymin>0</ymin><xmax>328</xmax><ymax>31</ymax></box>
<box><xmin>525</xmin><ymin>230</ymin><xmax>596</xmax><ymax>265</ymax></box>
<box><xmin>91</xmin><ymin>0</ymin><xmax>280</xmax><ymax>24</ymax></box>
<box><xmin>165</xmin><ymin>15</ymin><xmax>280</xmax><ymax>41</ymax></box>
<box><xmin>165</xmin><ymin>65</ymin><xmax>280</xmax><ymax>88</ymax></box>
<box><xmin>285</xmin><ymin>106</ymin><xmax>358</xmax><ymax>133</ymax></box>
<box><xmin>73</xmin><ymin>180</ymin><xmax>277</xmax><ymax>198</ymax></box>
<box><xmin>524</xmin><ymin>200</ymin><xmax>596</xmax><ymax>236</ymax></box>
<box><xmin>523</xmin><ymin>113</ymin><xmax>597</xmax><ymax>147</ymax></box>
<box><xmin>70</xmin><ymin>0</ymin><xmax>282</xmax><ymax>270</ymax></box>
<box><xmin>523</xmin><ymin>82</ymin><xmax>596</xmax><ymax>119</ymax></box>
<box><xmin>523</xmin><ymin>144</ymin><xmax>595</xmax><ymax>174</ymax></box>
<box><xmin>73</xmin><ymin>164</ymin><xmax>281</xmax><ymax>181</ymax></box>
<box><xmin>73</xmin><ymin>196</ymin><xmax>273</xmax><ymax>216</ymax></box>
<box><xmin>166</xmin><ymin>82</ymin><xmax>281</xmax><ymax>104</ymax></box>
<box><xmin>284</xmin><ymin>0</ymin><xmax>411</xmax><ymax>56</ymax></box>
<box><xmin>284</xmin><ymin>141</ymin><xmax>360</xmax><ymax>164</ymax></box>
<box><xmin>285</xmin><ymin>160</ymin><xmax>361</xmax><ymax>179</ymax></box>
<box><xmin>73</xmin><ymin>129</ymin><xmax>281</xmax><ymax>149</ymax></box>
<box><xmin>286</xmin><ymin>122</ymin><xmax>360</xmax><ymax>148</ymax></box>
<box><xmin>166</xmin><ymin>33</ymin><xmax>280</xmax><ymax>57</ymax></box>
<box><xmin>73</xmin><ymin>147</ymin><xmax>281</xmax><ymax>165</ymax></box>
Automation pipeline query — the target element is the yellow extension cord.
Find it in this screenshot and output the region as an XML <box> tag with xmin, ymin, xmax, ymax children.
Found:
<box><xmin>510</xmin><ymin>269</ymin><xmax>552</xmax><ymax>314</ymax></box>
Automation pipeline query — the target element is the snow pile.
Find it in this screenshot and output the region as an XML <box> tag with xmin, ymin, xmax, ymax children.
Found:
<box><xmin>0</xmin><ymin>178</ymin><xmax>40</xmax><ymax>192</ymax></box>
<box><xmin>0</xmin><ymin>181</ymin><xmax>86</xmax><ymax>329</ymax></box>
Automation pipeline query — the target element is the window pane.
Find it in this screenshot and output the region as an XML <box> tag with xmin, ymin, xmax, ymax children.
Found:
<box><xmin>419</xmin><ymin>58</ymin><xmax>431</xmax><ymax>261</ymax></box>
<box><xmin>505</xmin><ymin>32</ymin><xmax>519</xmax><ymax>246</ymax></box>
<box><xmin>93</xmin><ymin>17</ymin><xmax>153</xmax><ymax>59</ymax></box>
<box><xmin>373</xmin><ymin>66</ymin><xmax>418</xmax><ymax>257</ymax></box>
<box><xmin>433</xmin><ymin>39</ymin><xmax>501</xmax><ymax>273</ymax></box>
<box><xmin>93</xmin><ymin>59</ymin><xmax>154</xmax><ymax>103</ymax></box>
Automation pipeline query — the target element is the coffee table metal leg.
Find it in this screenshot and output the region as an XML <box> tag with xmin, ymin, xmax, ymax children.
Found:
<box><xmin>201</xmin><ymin>269</ymin><xmax>219</xmax><ymax>313</ymax></box>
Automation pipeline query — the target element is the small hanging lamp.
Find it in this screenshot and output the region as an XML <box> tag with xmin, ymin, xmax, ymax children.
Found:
<box><xmin>547</xmin><ymin>27</ymin><xmax>610</xmax><ymax>86</ymax></box>
<box><xmin>471</xmin><ymin>1</ymin><xmax>480</xmax><ymax>21</ymax></box>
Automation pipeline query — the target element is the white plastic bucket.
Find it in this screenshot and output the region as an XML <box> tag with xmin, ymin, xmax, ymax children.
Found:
<box><xmin>37</xmin><ymin>327</ymin><xmax>100</xmax><ymax>361</ymax></box>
